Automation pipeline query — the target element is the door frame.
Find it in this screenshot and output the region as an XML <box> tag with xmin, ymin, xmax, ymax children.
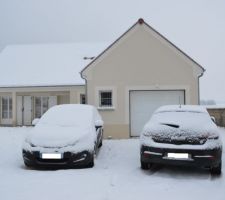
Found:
<box><xmin>129</xmin><ymin>89</ymin><xmax>186</xmax><ymax>137</ymax></box>
<box><xmin>17</xmin><ymin>96</ymin><xmax>33</xmax><ymax>126</ymax></box>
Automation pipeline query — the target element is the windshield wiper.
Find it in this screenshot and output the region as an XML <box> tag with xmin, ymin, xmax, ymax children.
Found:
<box><xmin>160</xmin><ymin>123</ymin><xmax>180</xmax><ymax>128</ymax></box>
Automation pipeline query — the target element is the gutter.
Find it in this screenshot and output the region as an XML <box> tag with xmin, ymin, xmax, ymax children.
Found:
<box><xmin>80</xmin><ymin>72</ymin><xmax>88</xmax><ymax>104</ymax></box>
<box><xmin>197</xmin><ymin>69</ymin><xmax>205</xmax><ymax>105</ymax></box>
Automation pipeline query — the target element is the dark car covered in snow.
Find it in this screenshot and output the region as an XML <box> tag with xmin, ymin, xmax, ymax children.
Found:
<box><xmin>140</xmin><ymin>105</ymin><xmax>222</xmax><ymax>174</ymax></box>
<box><xmin>22</xmin><ymin>104</ymin><xmax>103</xmax><ymax>169</ymax></box>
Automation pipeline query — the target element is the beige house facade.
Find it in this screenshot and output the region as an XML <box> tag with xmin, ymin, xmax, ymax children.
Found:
<box><xmin>81</xmin><ymin>18</ymin><xmax>205</xmax><ymax>138</ymax></box>
<box><xmin>0</xmin><ymin>19</ymin><xmax>204</xmax><ymax>138</ymax></box>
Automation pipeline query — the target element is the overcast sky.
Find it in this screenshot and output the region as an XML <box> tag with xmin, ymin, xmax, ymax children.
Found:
<box><xmin>0</xmin><ymin>0</ymin><xmax>225</xmax><ymax>102</ymax></box>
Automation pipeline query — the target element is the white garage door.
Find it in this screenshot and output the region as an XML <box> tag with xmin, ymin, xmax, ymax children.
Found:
<box><xmin>130</xmin><ymin>90</ymin><xmax>185</xmax><ymax>137</ymax></box>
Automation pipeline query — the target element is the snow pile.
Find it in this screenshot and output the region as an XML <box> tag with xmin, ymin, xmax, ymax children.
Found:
<box><xmin>23</xmin><ymin>104</ymin><xmax>103</xmax><ymax>153</ymax></box>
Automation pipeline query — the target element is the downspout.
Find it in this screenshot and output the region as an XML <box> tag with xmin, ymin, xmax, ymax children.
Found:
<box><xmin>80</xmin><ymin>72</ymin><xmax>88</xmax><ymax>104</ymax></box>
<box><xmin>197</xmin><ymin>69</ymin><xmax>205</xmax><ymax>105</ymax></box>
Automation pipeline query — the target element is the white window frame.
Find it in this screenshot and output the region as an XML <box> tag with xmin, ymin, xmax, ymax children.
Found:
<box><xmin>95</xmin><ymin>87</ymin><xmax>116</xmax><ymax>110</ymax></box>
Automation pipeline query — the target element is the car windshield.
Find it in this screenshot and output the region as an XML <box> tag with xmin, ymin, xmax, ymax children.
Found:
<box><xmin>152</xmin><ymin>110</ymin><xmax>211</xmax><ymax>126</ymax></box>
<box><xmin>37</xmin><ymin>105</ymin><xmax>93</xmax><ymax>127</ymax></box>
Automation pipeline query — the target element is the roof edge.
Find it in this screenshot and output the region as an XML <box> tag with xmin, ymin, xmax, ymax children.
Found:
<box><xmin>81</xmin><ymin>18</ymin><xmax>205</xmax><ymax>75</ymax></box>
<box><xmin>81</xmin><ymin>19</ymin><xmax>140</xmax><ymax>74</ymax></box>
<box><xmin>141</xmin><ymin>18</ymin><xmax>205</xmax><ymax>73</ymax></box>
<box><xmin>0</xmin><ymin>84</ymin><xmax>85</xmax><ymax>89</ymax></box>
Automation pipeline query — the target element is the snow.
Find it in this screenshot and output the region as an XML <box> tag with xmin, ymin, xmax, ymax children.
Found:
<box><xmin>0</xmin><ymin>43</ymin><xmax>108</xmax><ymax>87</ymax></box>
<box><xmin>36</xmin><ymin>104</ymin><xmax>96</xmax><ymax>127</ymax></box>
<box><xmin>141</xmin><ymin>134</ymin><xmax>222</xmax><ymax>151</ymax></box>
<box><xmin>23</xmin><ymin>104</ymin><xmax>102</xmax><ymax>152</ymax></box>
<box><xmin>205</xmin><ymin>105</ymin><xmax>225</xmax><ymax>109</ymax></box>
<box><xmin>155</xmin><ymin>105</ymin><xmax>208</xmax><ymax>113</ymax></box>
<box><xmin>141</xmin><ymin>105</ymin><xmax>221</xmax><ymax>150</ymax></box>
<box><xmin>0</xmin><ymin>127</ymin><xmax>225</xmax><ymax>200</ymax></box>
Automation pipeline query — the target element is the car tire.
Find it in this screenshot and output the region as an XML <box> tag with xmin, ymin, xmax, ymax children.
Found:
<box><xmin>141</xmin><ymin>161</ymin><xmax>150</xmax><ymax>170</ymax></box>
<box><xmin>210</xmin><ymin>162</ymin><xmax>222</xmax><ymax>175</ymax></box>
<box><xmin>24</xmin><ymin>161</ymin><xmax>33</xmax><ymax>168</ymax></box>
<box><xmin>86</xmin><ymin>155</ymin><xmax>94</xmax><ymax>168</ymax></box>
<box><xmin>98</xmin><ymin>140</ymin><xmax>103</xmax><ymax>148</ymax></box>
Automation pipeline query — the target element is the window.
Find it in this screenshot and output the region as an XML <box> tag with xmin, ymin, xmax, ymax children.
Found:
<box><xmin>96</xmin><ymin>87</ymin><xmax>116</xmax><ymax>110</ymax></box>
<box><xmin>80</xmin><ymin>94</ymin><xmax>86</xmax><ymax>104</ymax></box>
<box><xmin>1</xmin><ymin>96</ymin><xmax>12</xmax><ymax>119</ymax></box>
<box><xmin>99</xmin><ymin>91</ymin><xmax>112</xmax><ymax>107</ymax></box>
<box><xmin>35</xmin><ymin>97</ymin><xmax>49</xmax><ymax>118</ymax></box>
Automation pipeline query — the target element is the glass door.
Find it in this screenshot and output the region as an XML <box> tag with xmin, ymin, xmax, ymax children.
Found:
<box><xmin>1</xmin><ymin>96</ymin><xmax>12</xmax><ymax>124</ymax></box>
<box><xmin>34</xmin><ymin>97</ymin><xmax>49</xmax><ymax>118</ymax></box>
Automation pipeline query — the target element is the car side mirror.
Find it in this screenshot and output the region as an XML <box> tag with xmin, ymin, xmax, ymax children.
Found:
<box><xmin>95</xmin><ymin>119</ymin><xmax>103</xmax><ymax>130</ymax></box>
<box><xmin>32</xmin><ymin>118</ymin><xmax>40</xmax><ymax>126</ymax></box>
<box><xmin>210</xmin><ymin>116</ymin><xmax>216</xmax><ymax>123</ymax></box>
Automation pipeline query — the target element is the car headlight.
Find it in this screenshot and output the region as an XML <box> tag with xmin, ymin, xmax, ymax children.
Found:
<box><xmin>142</xmin><ymin>132</ymin><xmax>152</xmax><ymax>138</ymax></box>
<box><xmin>208</xmin><ymin>135</ymin><xmax>219</xmax><ymax>140</ymax></box>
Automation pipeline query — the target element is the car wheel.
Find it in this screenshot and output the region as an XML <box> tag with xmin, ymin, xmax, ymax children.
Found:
<box><xmin>24</xmin><ymin>161</ymin><xmax>32</xmax><ymax>168</ymax></box>
<box><xmin>141</xmin><ymin>161</ymin><xmax>150</xmax><ymax>170</ymax></box>
<box><xmin>86</xmin><ymin>155</ymin><xmax>94</xmax><ymax>168</ymax></box>
<box><xmin>98</xmin><ymin>140</ymin><xmax>103</xmax><ymax>148</ymax></box>
<box><xmin>210</xmin><ymin>162</ymin><xmax>222</xmax><ymax>175</ymax></box>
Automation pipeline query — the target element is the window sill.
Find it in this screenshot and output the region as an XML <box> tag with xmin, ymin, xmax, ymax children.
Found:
<box><xmin>97</xmin><ymin>107</ymin><xmax>115</xmax><ymax>111</ymax></box>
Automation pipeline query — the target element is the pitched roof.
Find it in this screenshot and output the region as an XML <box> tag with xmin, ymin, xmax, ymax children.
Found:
<box><xmin>81</xmin><ymin>18</ymin><xmax>205</xmax><ymax>74</ymax></box>
<box><xmin>0</xmin><ymin>43</ymin><xmax>108</xmax><ymax>87</ymax></box>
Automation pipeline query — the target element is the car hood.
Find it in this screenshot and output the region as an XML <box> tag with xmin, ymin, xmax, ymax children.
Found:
<box><xmin>26</xmin><ymin>125</ymin><xmax>95</xmax><ymax>148</ymax></box>
<box><xmin>143</xmin><ymin>114</ymin><xmax>219</xmax><ymax>140</ymax></box>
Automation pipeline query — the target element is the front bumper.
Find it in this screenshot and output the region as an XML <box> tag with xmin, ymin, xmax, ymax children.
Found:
<box><xmin>22</xmin><ymin>150</ymin><xmax>93</xmax><ymax>169</ymax></box>
<box><xmin>140</xmin><ymin>145</ymin><xmax>222</xmax><ymax>169</ymax></box>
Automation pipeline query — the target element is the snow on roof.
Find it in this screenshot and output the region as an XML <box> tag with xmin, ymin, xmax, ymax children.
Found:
<box><xmin>0</xmin><ymin>43</ymin><xmax>108</xmax><ymax>87</ymax></box>
<box><xmin>204</xmin><ymin>105</ymin><xmax>225</xmax><ymax>109</ymax></box>
<box><xmin>155</xmin><ymin>105</ymin><xmax>208</xmax><ymax>114</ymax></box>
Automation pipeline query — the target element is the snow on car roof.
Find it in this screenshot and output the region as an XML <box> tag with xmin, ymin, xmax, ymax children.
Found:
<box><xmin>38</xmin><ymin>104</ymin><xmax>97</xmax><ymax>127</ymax></box>
<box><xmin>154</xmin><ymin>105</ymin><xmax>208</xmax><ymax>114</ymax></box>
<box><xmin>0</xmin><ymin>43</ymin><xmax>108</xmax><ymax>87</ymax></box>
<box><xmin>26</xmin><ymin>104</ymin><xmax>101</xmax><ymax>150</ymax></box>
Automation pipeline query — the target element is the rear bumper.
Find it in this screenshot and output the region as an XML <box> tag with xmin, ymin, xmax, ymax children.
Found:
<box><xmin>22</xmin><ymin>150</ymin><xmax>93</xmax><ymax>169</ymax></box>
<box><xmin>140</xmin><ymin>145</ymin><xmax>222</xmax><ymax>169</ymax></box>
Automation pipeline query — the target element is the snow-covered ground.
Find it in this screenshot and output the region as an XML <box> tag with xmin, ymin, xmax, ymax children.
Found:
<box><xmin>0</xmin><ymin>127</ymin><xmax>225</xmax><ymax>200</ymax></box>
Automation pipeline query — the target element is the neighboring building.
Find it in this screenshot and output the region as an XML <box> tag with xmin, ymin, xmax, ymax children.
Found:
<box><xmin>0</xmin><ymin>19</ymin><xmax>205</xmax><ymax>138</ymax></box>
<box><xmin>81</xmin><ymin>18</ymin><xmax>205</xmax><ymax>138</ymax></box>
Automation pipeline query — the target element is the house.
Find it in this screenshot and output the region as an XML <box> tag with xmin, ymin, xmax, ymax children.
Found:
<box><xmin>0</xmin><ymin>18</ymin><xmax>205</xmax><ymax>138</ymax></box>
<box><xmin>81</xmin><ymin>18</ymin><xmax>205</xmax><ymax>138</ymax></box>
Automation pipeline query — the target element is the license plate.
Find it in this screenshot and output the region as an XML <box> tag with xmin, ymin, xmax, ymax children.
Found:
<box><xmin>167</xmin><ymin>153</ymin><xmax>189</xmax><ymax>159</ymax></box>
<box><xmin>41</xmin><ymin>153</ymin><xmax>62</xmax><ymax>159</ymax></box>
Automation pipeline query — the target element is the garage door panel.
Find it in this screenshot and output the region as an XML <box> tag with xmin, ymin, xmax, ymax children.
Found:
<box><xmin>130</xmin><ymin>90</ymin><xmax>184</xmax><ymax>137</ymax></box>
